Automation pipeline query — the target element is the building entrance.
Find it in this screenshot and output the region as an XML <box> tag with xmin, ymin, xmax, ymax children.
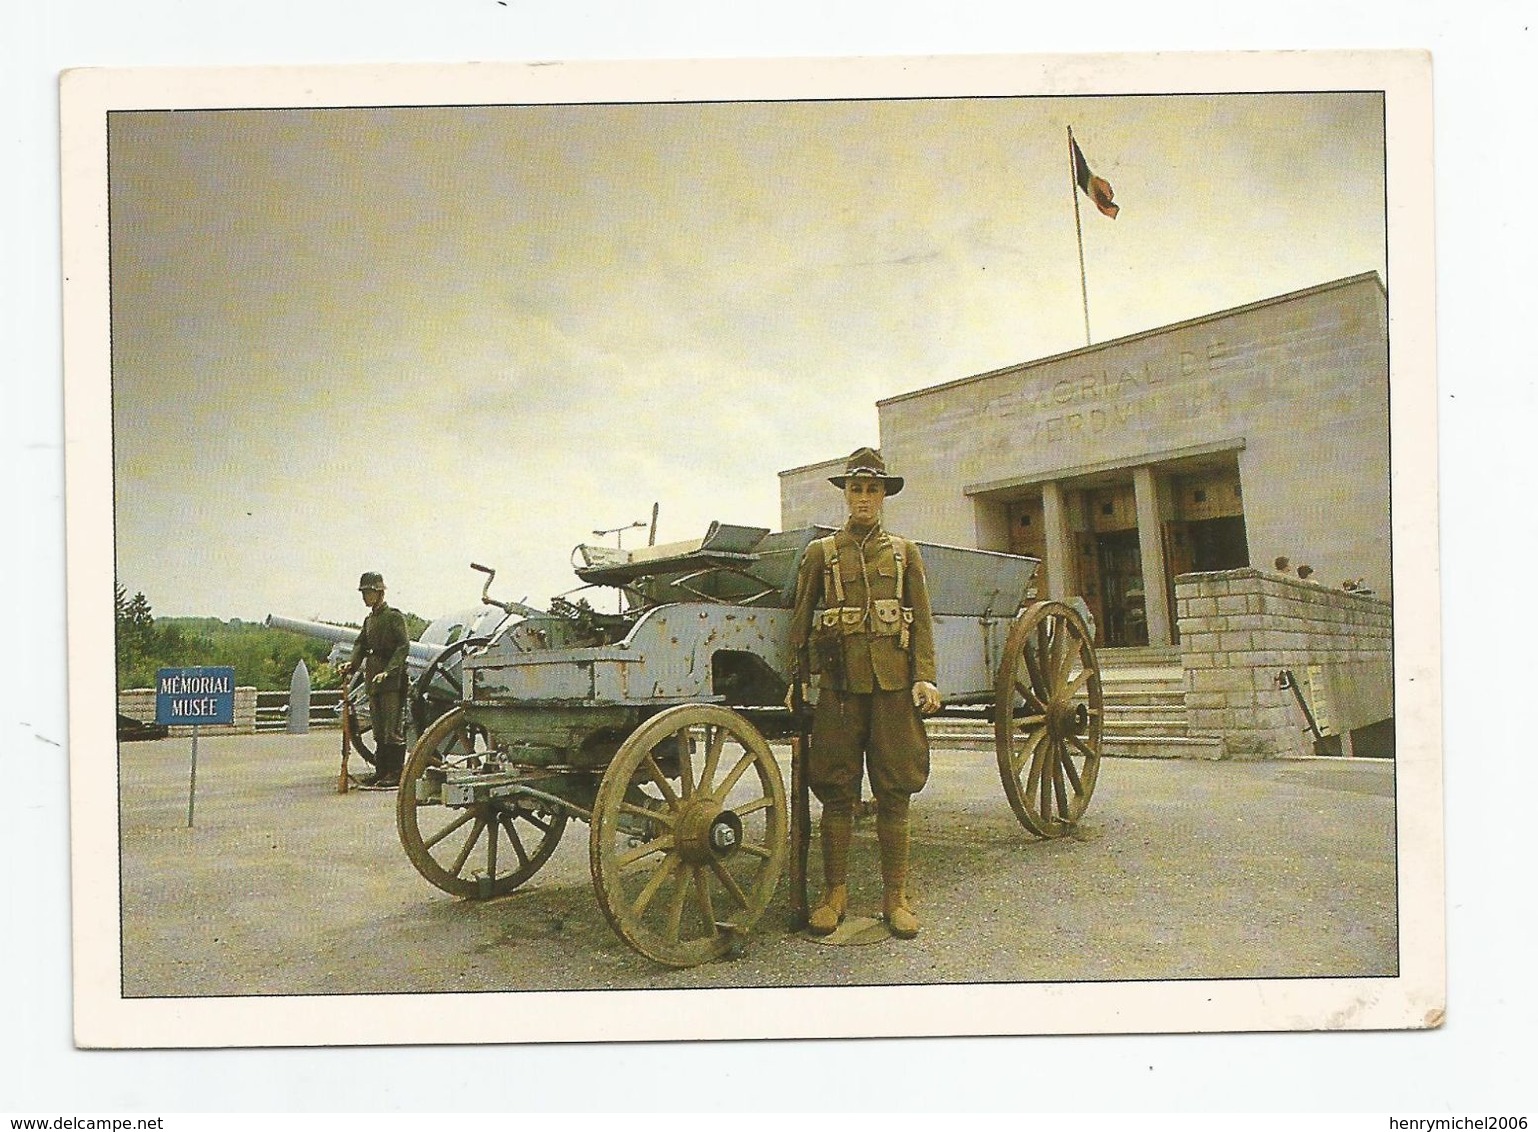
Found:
<box><xmin>991</xmin><ymin>456</ymin><xmax>1247</xmax><ymax>650</ymax></box>
<box><xmin>1094</xmin><ymin>529</ymin><xmax>1149</xmax><ymax>648</ymax></box>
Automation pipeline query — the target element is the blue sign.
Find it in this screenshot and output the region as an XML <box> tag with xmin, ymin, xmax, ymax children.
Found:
<box><xmin>155</xmin><ymin>666</ymin><xmax>236</xmax><ymax>727</ymax></box>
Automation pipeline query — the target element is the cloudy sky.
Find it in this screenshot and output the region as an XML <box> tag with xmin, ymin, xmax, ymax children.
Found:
<box><xmin>108</xmin><ymin>89</ymin><xmax>1386</xmax><ymax>624</ymax></box>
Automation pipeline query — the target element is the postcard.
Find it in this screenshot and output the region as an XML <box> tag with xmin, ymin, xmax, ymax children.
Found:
<box><xmin>61</xmin><ymin>50</ymin><xmax>1441</xmax><ymax>1048</ymax></box>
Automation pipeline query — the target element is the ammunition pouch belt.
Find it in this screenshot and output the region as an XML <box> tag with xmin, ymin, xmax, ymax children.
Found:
<box><xmin>815</xmin><ymin>601</ymin><xmax>915</xmax><ymax>650</ymax></box>
<box><xmin>809</xmin><ymin>533</ymin><xmax>916</xmax><ymax>672</ymax></box>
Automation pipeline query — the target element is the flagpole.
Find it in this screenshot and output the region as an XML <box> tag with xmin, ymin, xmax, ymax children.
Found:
<box><xmin>1068</xmin><ymin>126</ymin><xmax>1091</xmax><ymax>346</ymax></box>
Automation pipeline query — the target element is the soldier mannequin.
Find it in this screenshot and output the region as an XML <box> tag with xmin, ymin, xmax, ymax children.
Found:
<box><xmin>789</xmin><ymin>448</ymin><xmax>941</xmax><ymax>938</ymax></box>
<box><xmin>339</xmin><ymin>572</ymin><xmax>410</xmax><ymax>789</ymax></box>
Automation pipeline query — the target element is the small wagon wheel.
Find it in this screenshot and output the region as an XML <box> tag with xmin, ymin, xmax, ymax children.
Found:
<box><xmin>590</xmin><ymin>704</ymin><xmax>788</xmax><ymax>967</ymax></box>
<box><xmin>397</xmin><ymin>707</ymin><xmax>567</xmax><ymax>899</ymax></box>
<box><xmin>344</xmin><ymin>671</ymin><xmax>376</xmax><ymax>766</ymax></box>
<box><xmin>994</xmin><ymin>600</ymin><xmax>1103</xmax><ymax>837</ymax></box>
<box><xmin>409</xmin><ymin>636</ymin><xmax>487</xmax><ymax>736</ymax></box>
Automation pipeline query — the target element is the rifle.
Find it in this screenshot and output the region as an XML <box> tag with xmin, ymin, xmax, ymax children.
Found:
<box><xmin>788</xmin><ymin>679</ymin><xmax>812</xmax><ymax>928</ymax></box>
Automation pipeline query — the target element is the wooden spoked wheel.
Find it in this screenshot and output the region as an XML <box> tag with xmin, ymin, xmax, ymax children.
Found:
<box><xmin>409</xmin><ymin>636</ymin><xmax>486</xmax><ymax>736</ymax></box>
<box><xmin>994</xmin><ymin>600</ymin><xmax>1103</xmax><ymax>837</ymax></box>
<box><xmin>590</xmin><ymin>704</ymin><xmax>788</xmax><ymax>967</ymax></box>
<box><xmin>397</xmin><ymin>707</ymin><xmax>567</xmax><ymax>899</ymax></box>
<box><xmin>344</xmin><ymin>671</ymin><xmax>377</xmax><ymax>766</ymax></box>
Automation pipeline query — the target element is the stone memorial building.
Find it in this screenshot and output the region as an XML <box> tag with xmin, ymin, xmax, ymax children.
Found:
<box><xmin>780</xmin><ymin>272</ymin><xmax>1394</xmax><ymax>759</ymax></box>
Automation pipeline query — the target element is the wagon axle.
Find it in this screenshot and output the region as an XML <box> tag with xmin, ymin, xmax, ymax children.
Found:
<box><xmin>1046</xmin><ymin>699</ymin><xmax>1091</xmax><ymax>738</ymax></box>
<box><xmin>675</xmin><ymin>801</ymin><xmax>745</xmax><ymax>865</ymax></box>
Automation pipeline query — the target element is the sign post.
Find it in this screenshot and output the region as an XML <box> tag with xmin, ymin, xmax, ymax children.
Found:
<box><xmin>156</xmin><ymin>666</ymin><xmax>236</xmax><ymax>828</ymax></box>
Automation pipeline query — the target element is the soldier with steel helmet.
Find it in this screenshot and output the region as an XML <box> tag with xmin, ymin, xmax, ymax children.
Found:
<box><xmin>788</xmin><ymin>447</ymin><xmax>941</xmax><ymax>938</ymax></box>
<box><xmin>339</xmin><ymin>571</ymin><xmax>410</xmax><ymax>789</ymax></box>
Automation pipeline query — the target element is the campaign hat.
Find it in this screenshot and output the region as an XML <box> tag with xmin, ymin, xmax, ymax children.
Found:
<box><xmin>828</xmin><ymin>446</ymin><xmax>904</xmax><ymax>496</ymax></box>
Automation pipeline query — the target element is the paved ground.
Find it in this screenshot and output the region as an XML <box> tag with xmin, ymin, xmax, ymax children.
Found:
<box><xmin>118</xmin><ymin>730</ymin><xmax>1397</xmax><ymax>996</ymax></box>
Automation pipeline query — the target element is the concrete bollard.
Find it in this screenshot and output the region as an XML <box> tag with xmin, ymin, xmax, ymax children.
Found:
<box><xmin>287</xmin><ymin>660</ymin><xmax>311</xmax><ymax>734</ymax></box>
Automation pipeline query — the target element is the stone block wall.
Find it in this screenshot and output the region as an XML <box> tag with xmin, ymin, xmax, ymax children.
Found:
<box><xmin>1176</xmin><ymin>568</ymin><xmax>1393</xmax><ymax>758</ymax></box>
<box><xmin>117</xmin><ymin>687</ymin><xmax>259</xmax><ymax>735</ymax></box>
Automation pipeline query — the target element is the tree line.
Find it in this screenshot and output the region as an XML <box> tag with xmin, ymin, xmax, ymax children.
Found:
<box><xmin>114</xmin><ymin>585</ymin><xmax>428</xmax><ymax>692</ymax></box>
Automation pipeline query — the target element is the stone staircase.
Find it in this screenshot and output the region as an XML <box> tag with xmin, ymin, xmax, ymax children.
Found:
<box><xmin>1096</xmin><ymin>648</ymin><xmax>1224</xmax><ymax>759</ymax></box>
<box><xmin>926</xmin><ymin>646</ymin><xmax>1226</xmax><ymax>759</ymax></box>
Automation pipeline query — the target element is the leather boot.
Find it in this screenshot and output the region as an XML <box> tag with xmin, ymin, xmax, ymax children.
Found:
<box><xmin>360</xmin><ymin>751</ymin><xmax>388</xmax><ymax>788</ymax></box>
<box><xmin>808</xmin><ymin>803</ymin><xmax>852</xmax><ymax>935</ymax></box>
<box><xmin>373</xmin><ymin>744</ymin><xmax>404</xmax><ymax>788</ymax></box>
<box><xmin>877</xmin><ymin>812</ymin><xmax>919</xmax><ymax>939</ymax></box>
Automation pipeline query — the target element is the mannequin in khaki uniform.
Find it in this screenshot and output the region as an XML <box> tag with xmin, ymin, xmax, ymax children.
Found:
<box><xmin>789</xmin><ymin>447</ymin><xmax>941</xmax><ymax>938</ymax></box>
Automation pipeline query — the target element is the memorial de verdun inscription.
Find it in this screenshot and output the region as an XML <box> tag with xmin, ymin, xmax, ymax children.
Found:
<box><xmin>781</xmin><ymin>273</ymin><xmax>1390</xmax><ymax>619</ymax></box>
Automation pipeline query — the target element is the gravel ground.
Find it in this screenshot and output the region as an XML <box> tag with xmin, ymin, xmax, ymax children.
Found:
<box><xmin>118</xmin><ymin>730</ymin><xmax>1397</xmax><ymax>997</ymax></box>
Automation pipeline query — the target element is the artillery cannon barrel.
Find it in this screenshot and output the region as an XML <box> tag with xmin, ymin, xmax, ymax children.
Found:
<box><xmin>265</xmin><ymin>613</ymin><xmax>356</xmax><ymax>645</ymax></box>
<box><xmin>264</xmin><ymin>614</ymin><xmax>443</xmax><ymax>664</ymax></box>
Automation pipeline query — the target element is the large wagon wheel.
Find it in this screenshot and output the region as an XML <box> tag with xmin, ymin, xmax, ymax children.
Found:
<box><xmin>409</xmin><ymin>636</ymin><xmax>486</xmax><ymax>736</ymax></box>
<box><xmin>590</xmin><ymin>704</ymin><xmax>788</xmax><ymax>967</ymax></box>
<box><xmin>343</xmin><ymin>671</ymin><xmax>376</xmax><ymax>766</ymax></box>
<box><xmin>994</xmin><ymin>600</ymin><xmax>1103</xmax><ymax>837</ymax></box>
<box><xmin>397</xmin><ymin>707</ymin><xmax>567</xmax><ymax>899</ymax></box>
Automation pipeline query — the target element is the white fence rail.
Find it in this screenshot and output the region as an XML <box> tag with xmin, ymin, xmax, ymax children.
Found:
<box><xmin>255</xmin><ymin>689</ymin><xmax>346</xmax><ymax>732</ymax></box>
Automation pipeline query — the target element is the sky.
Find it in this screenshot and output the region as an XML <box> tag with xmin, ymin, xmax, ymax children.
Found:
<box><xmin>107</xmin><ymin>90</ymin><xmax>1387</xmax><ymax>624</ymax></box>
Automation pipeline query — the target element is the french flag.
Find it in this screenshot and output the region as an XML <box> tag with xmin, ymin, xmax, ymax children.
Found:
<box><xmin>1071</xmin><ymin>135</ymin><xmax>1120</xmax><ymax>219</ymax></box>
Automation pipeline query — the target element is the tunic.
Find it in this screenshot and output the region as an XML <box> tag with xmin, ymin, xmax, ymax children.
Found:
<box><xmin>788</xmin><ymin>521</ymin><xmax>936</xmax><ymax>803</ymax></box>
<box><xmin>349</xmin><ymin>601</ymin><xmax>410</xmax><ymax>746</ymax></box>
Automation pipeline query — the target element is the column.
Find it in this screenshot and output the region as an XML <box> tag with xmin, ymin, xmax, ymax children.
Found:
<box><xmin>1133</xmin><ymin>465</ymin><xmax>1172</xmax><ymax>647</ymax></box>
<box><xmin>1041</xmin><ymin>480</ymin><xmax>1076</xmax><ymax>602</ymax></box>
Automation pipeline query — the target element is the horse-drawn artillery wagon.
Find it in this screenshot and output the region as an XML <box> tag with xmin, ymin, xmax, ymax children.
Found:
<box><xmin>396</xmin><ymin>522</ymin><xmax>1104</xmax><ymax>967</ymax></box>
